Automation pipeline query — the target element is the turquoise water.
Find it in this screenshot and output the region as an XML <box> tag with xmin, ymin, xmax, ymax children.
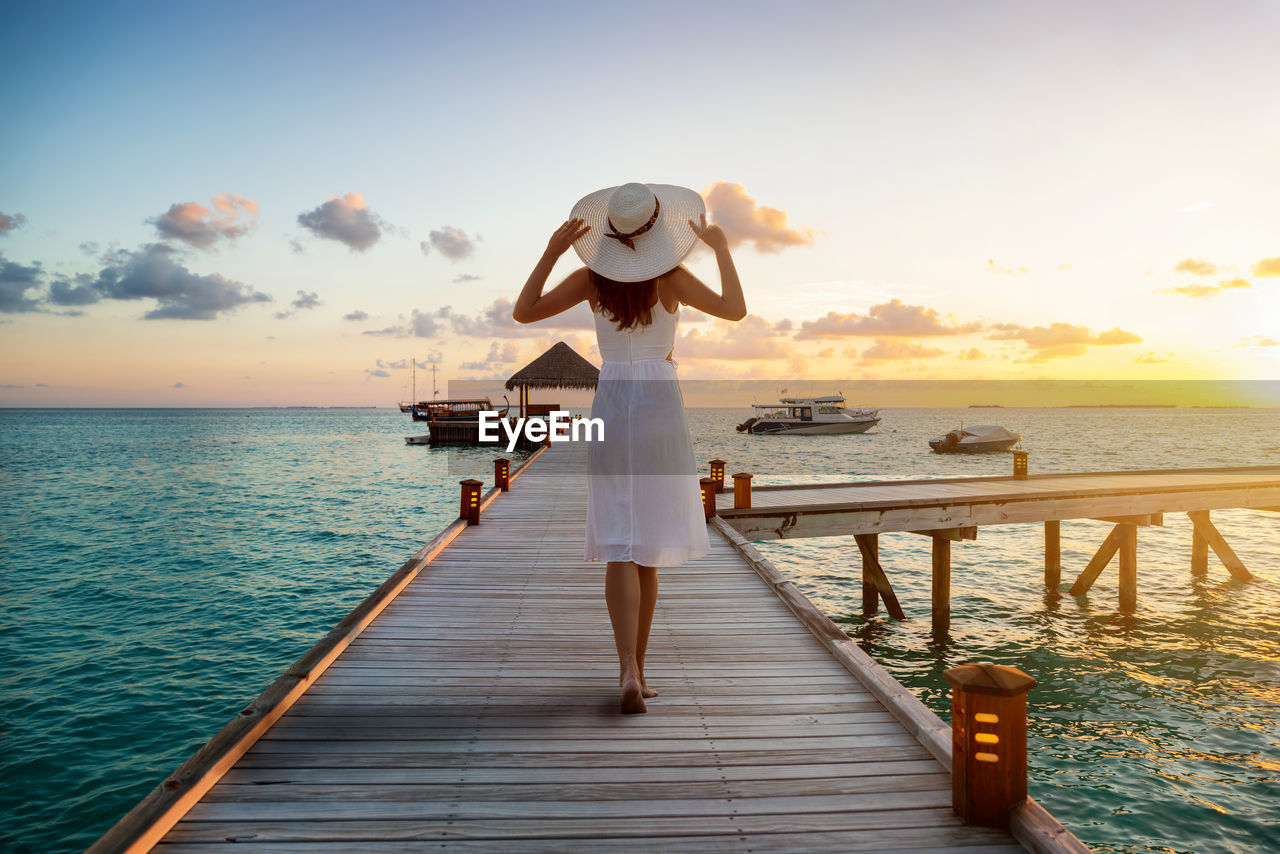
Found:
<box><xmin>2</xmin><ymin>407</ymin><xmax>1278</xmax><ymax>852</ymax></box>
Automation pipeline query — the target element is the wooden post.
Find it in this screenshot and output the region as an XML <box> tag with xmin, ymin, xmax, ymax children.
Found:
<box><xmin>855</xmin><ymin>534</ymin><xmax>906</xmax><ymax>620</ymax></box>
<box><xmin>494</xmin><ymin>458</ymin><xmax>510</xmax><ymax>492</ymax></box>
<box><xmin>1117</xmin><ymin>523</ymin><xmax>1137</xmax><ymax>611</ymax></box>
<box><xmin>1188</xmin><ymin>510</ymin><xmax>1253</xmax><ymax>581</ymax></box>
<box><xmin>932</xmin><ymin>534</ymin><xmax>951</xmax><ymax>634</ymax></box>
<box><xmin>1012</xmin><ymin>450</ymin><xmax>1028</xmax><ymax>480</ymax></box>
<box><xmin>708</xmin><ymin>459</ymin><xmax>726</xmax><ymax>494</ymax></box>
<box><xmin>860</xmin><ymin>533</ymin><xmax>879</xmax><ymax>614</ymax></box>
<box><xmin>732</xmin><ymin>472</ymin><xmax>752</xmax><ymax>509</ymax></box>
<box><xmin>699</xmin><ymin>478</ymin><xmax>716</xmax><ymax>520</ymax></box>
<box><xmin>943</xmin><ymin>662</ymin><xmax>1037</xmax><ymax>829</ymax></box>
<box><xmin>1068</xmin><ymin>525</ymin><xmax>1123</xmax><ymax>595</ymax></box>
<box><xmin>459</xmin><ymin>479</ymin><xmax>482</xmax><ymax>525</ymax></box>
<box><xmin>1044</xmin><ymin>520</ymin><xmax>1061</xmax><ymax>589</ymax></box>
<box><xmin>1191</xmin><ymin>523</ymin><xmax>1209</xmax><ymax>577</ymax></box>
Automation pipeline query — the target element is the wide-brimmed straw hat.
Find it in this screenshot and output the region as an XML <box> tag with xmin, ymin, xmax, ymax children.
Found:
<box><xmin>570</xmin><ymin>182</ymin><xmax>706</xmax><ymax>283</ymax></box>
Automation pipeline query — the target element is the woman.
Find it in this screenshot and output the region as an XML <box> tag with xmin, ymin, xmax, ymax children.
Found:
<box><xmin>513</xmin><ymin>182</ymin><xmax>745</xmax><ymax>714</ymax></box>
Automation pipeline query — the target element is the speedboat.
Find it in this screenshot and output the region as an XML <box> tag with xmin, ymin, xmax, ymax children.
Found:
<box><xmin>736</xmin><ymin>395</ymin><xmax>880</xmax><ymax>435</ymax></box>
<box><xmin>404</xmin><ymin>434</ymin><xmax>431</xmax><ymax>445</ymax></box>
<box><xmin>929</xmin><ymin>424</ymin><xmax>1021</xmax><ymax>453</ymax></box>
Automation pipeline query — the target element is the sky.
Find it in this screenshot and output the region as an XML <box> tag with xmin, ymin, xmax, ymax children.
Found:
<box><xmin>2</xmin><ymin>0</ymin><xmax>1278</xmax><ymax>407</ymax></box>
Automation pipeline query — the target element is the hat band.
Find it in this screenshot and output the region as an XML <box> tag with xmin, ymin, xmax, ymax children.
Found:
<box><xmin>604</xmin><ymin>197</ymin><xmax>660</xmax><ymax>251</ymax></box>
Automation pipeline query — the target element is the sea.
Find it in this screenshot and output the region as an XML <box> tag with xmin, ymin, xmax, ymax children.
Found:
<box><xmin>2</xmin><ymin>406</ymin><xmax>1278</xmax><ymax>853</ymax></box>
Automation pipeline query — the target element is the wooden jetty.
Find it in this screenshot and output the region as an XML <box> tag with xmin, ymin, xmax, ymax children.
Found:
<box><xmin>714</xmin><ymin>464</ymin><xmax>1280</xmax><ymax>630</ymax></box>
<box><xmin>91</xmin><ymin>443</ymin><xmax>1085</xmax><ymax>853</ymax></box>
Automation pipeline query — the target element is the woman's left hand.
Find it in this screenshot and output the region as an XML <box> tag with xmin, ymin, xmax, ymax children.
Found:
<box><xmin>546</xmin><ymin>218</ymin><xmax>591</xmax><ymax>258</ymax></box>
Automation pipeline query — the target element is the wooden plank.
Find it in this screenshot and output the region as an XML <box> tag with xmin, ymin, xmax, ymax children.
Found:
<box><xmin>1067</xmin><ymin>525</ymin><xmax>1123</xmax><ymax>596</ymax></box>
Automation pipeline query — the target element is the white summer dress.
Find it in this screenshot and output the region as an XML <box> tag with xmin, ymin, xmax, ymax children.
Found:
<box><xmin>584</xmin><ymin>296</ymin><xmax>710</xmax><ymax>567</ymax></box>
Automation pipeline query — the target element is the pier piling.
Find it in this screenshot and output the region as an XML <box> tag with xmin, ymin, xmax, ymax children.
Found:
<box><xmin>1044</xmin><ymin>521</ymin><xmax>1061</xmax><ymax>589</ymax></box>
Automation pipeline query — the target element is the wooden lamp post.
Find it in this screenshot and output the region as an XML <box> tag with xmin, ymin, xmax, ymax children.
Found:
<box><xmin>1013</xmin><ymin>450</ymin><xmax>1029</xmax><ymax>480</ymax></box>
<box><xmin>459</xmin><ymin>479</ymin><xmax>482</xmax><ymax>525</ymax></box>
<box><xmin>494</xmin><ymin>458</ymin><xmax>510</xmax><ymax>492</ymax></box>
<box><xmin>708</xmin><ymin>459</ymin><xmax>726</xmax><ymax>494</ymax></box>
<box><xmin>942</xmin><ymin>661</ymin><xmax>1037</xmax><ymax>828</ymax></box>
<box><xmin>699</xmin><ymin>478</ymin><xmax>717</xmax><ymax>520</ymax></box>
<box><xmin>732</xmin><ymin>472</ymin><xmax>753</xmax><ymax>509</ymax></box>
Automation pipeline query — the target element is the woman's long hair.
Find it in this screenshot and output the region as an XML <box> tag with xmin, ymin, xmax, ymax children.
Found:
<box><xmin>591</xmin><ymin>269</ymin><xmax>673</xmax><ymax>330</ymax></box>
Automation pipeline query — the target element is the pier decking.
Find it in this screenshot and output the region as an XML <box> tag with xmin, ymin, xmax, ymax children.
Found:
<box><xmin>94</xmin><ymin>443</ymin><xmax>1082</xmax><ymax>853</ymax></box>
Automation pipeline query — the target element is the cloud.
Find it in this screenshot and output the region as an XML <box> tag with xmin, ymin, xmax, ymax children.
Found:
<box><xmin>48</xmin><ymin>243</ymin><xmax>271</xmax><ymax>319</ymax></box>
<box><xmin>273</xmin><ymin>289</ymin><xmax>322</xmax><ymax>319</ymax></box>
<box><xmin>857</xmin><ymin>339</ymin><xmax>945</xmax><ymax>363</ymax></box>
<box><xmin>1252</xmin><ymin>256</ymin><xmax>1280</xmax><ymax>277</ymax></box>
<box><xmin>453</xmin><ymin>273</ymin><xmax>482</xmax><ymax>283</ymax></box>
<box><xmin>344</xmin><ymin>310</ymin><xmax>369</xmax><ymax>321</ymax></box>
<box><xmin>0</xmin><ymin>254</ymin><xmax>45</xmax><ymax>312</ymax></box>
<box><xmin>1174</xmin><ymin>257</ymin><xmax>1217</xmax><ymax>276</ymax></box>
<box><xmin>985</xmin><ymin>259</ymin><xmax>1030</xmax><ymax>274</ymax></box>
<box><xmin>362</xmin><ymin>306</ymin><xmax>451</xmax><ymax>338</ymax></box>
<box><xmin>365</xmin><ymin>368</ymin><xmax>391</xmax><ymax>379</ymax></box>
<box><xmin>796</xmin><ymin>300</ymin><xmax>982</xmax><ymax>338</ymax></box>
<box><xmin>987</xmin><ymin>321</ymin><xmax>1143</xmax><ymax>361</ymax></box>
<box><xmin>0</xmin><ymin>212</ymin><xmax>29</xmax><ymax>234</ymax></box>
<box><xmin>675</xmin><ymin>314</ymin><xmax>793</xmax><ymax>360</ymax></box>
<box><xmin>79</xmin><ymin>241</ymin><xmax>100</xmax><ymax>257</ymax></box>
<box><xmin>460</xmin><ymin>340</ymin><xmax>521</xmax><ymax>370</ymax></box>
<box><xmin>423</xmin><ymin>226</ymin><xmax>476</xmax><ymax>261</ymax></box>
<box><xmin>1135</xmin><ymin>352</ymin><xmax>1171</xmax><ymax>363</ymax></box>
<box><xmin>1234</xmin><ymin>336</ymin><xmax>1280</xmax><ymax>348</ymax></box>
<box><xmin>149</xmin><ymin>193</ymin><xmax>259</xmax><ymax>249</ymax></box>
<box><xmin>288</xmin><ymin>238</ymin><xmax>306</xmax><ymax>255</ymax></box>
<box><xmin>1161</xmin><ymin>278</ymin><xmax>1250</xmax><ymax>298</ymax></box>
<box><xmin>703</xmin><ymin>182</ymin><xmax>816</xmax><ymax>253</ymax></box>
<box><xmin>171</xmin><ymin>381</ymin><xmax>186</xmax><ymax>388</ymax></box>
<box><xmin>48</xmin><ymin>272</ymin><xmax>100</xmax><ymax>306</ymax></box>
<box><xmin>959</xmin><ymin>348</ymin><xmax>986</xmax><ymax>360</ymax></box>
<box><xmin>297</xmin><ymin>192</ymin><xmax>384</xmax><ymax>251</ymax></box>
<box><xmin>450</xmin><ymin>298</ymin><xmax>593</xmax><ymax>337</ymax></box>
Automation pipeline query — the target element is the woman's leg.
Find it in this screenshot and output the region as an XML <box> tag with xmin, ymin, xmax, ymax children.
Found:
<box><xmin>636</xmin><ymin>564</ymin><xmax>659</xmax><ymax>698</ymax></box>
<box><xmin>605</xmin><ymin>561</ymin><xmax>645</xmax><ymax>714</ymax></box>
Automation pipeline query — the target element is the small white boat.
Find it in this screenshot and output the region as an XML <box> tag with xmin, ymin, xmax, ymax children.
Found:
<box><xmin>736</xmin><ymin>395</ymin><xmax>880</xmax><ymax>435</ymax></box>
<box><xmin>404</xmin><ymin>434</ymin><xmax>431</xmax><ymax>445</ymax></box>
<box><xmin>929</xmin><ymin>424</ymin><xmax>1021</xmax><ymax>453</ymax></box>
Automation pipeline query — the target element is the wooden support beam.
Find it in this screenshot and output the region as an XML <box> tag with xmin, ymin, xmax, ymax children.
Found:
<box><xmin>1188</xmin><ymin>511</ymin><xmax>1254</xmax><ymax>581</ymax></box>
<box><xmin>859</xmin><ymin>533</ymin><xmax>879</xmax><ymax>614</ymax></box>
<box><xmin>931</xmin><ymin>535</ymin><xmax>951</xmax><ymax>634</ymax></box>
<box><xmin>1068</xmin><ymin>525</ymin><xmax>1124</xmax><ymax>595</ymax></box>
<box><xmin>855</xmin><ymin>533</ymin><xmax>906</xmax><ymax>620</ymax></box>
<box><xmin>908</xmin><ymin>526</ymin><xmax>977</xmax><ymax>541</ymax></box>
<box><xmin>1091</xmin><ymin>513</ymin><xmax>1163</xmax><ymax>526</ymax></box>
<box><xmin>1117</xmin><ymin>523</ymin><xmax>1137</xmax><ymax>611</ymax></box>
<box><xmin>1044</xmin><ymin>520</ymin><xmax>1061</xmax><ymax>589</ymax></box>
<box><xmin>1191</xmin><ymin>522</ymin><xmax>1209</xmax><ymax>577</ymax></box>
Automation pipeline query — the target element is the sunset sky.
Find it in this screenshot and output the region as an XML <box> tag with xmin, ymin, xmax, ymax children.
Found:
<box><xmin>2</xmin><ymin>0</ymin><xmax>1278</xmax><ymax>406</ymax></box>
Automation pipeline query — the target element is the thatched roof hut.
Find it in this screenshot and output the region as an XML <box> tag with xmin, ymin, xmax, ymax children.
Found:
<box><xmin>505</xmin><ymin>341</ymin><xmax>599</xmax><ymax>392</ymax></box>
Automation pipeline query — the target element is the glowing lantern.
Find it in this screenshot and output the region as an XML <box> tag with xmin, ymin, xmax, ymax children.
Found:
<box><xmin>459</xmin><ymin>479</ymin><xmax>483</xmax><ymax>526</ymax></box>
<box><xmin>708</xmin><ymin>459</ymin><xmax>726</xmax><ymax>494</ymax></box>
<box><xmin>942</xmin><ymin>661</ymin><xmax>1037</xmax><ymax>828</ymax></box>
<box><xmin>494</xmin><ymin>458</ymin><xmax>511</xmax><ymax>492</ymax></box>
<box><xmin>699</xmin><ymin>478</ymin><xmax>716</xmax><ymax>520</ymax></box>
<box><xmin>1013</xmin><ymin>450</ymin><xmax>1029</xmax><ymax>480</ymax></box>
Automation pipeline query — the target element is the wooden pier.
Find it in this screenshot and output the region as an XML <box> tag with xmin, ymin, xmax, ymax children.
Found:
<box><xmin>92</xmin><ymin>443</ymin><xmax>1085</xmax><ymax>853</ymax></box>
<box><xmin>714</xmin><ymin>465</ymin><xmax>1280</xmax><ymax>631</ymax></box>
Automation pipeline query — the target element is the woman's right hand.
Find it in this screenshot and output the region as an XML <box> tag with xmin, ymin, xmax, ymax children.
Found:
<box><xmin>689</xmin><ymin>213</ymin><xmax>729</xmax><ymax>253</ymax></box>
<box><xmin>546</xmin><ymin>218</ymin><xmax>590</xmax><ymax>257</ymax></box>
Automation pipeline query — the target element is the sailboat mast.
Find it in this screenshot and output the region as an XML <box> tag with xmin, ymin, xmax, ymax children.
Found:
<box><xmin>432</xmin><ymin>363</ymin><xmax>439</xmax><ymax>399</ymax></box>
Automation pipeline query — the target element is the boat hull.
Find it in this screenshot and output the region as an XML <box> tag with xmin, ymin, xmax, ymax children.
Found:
<box><xmin>929</xmin><ymin>438</ymin><xmax>1020</xmax><ymax>453</ymax></box>
<box><xmin>749</xmin><ymin>419</ymin><xmax>879</xmax><ymax>435</ymax></box>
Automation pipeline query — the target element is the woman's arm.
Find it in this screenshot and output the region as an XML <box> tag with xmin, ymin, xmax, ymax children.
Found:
<box><xmin>668</xmin><ymin>215</ymin><xmax>747</xmax><ymax>321</ymax></box>
<box><xmin>512</xmin><ymin>218</ymin><xmax>593</xmax><ymax>324</ymax></box>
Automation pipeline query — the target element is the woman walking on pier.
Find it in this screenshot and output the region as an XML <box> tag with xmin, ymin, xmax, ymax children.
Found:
<box><xmin>513</xmin><ymin>182</ymin><xmax>746</xmax><ymax>713</ymax></box>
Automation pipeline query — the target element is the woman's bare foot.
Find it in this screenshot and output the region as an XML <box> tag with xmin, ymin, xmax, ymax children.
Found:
<box><xmin>640</xmin><ymin>677</ymin><xmax>659</xmax><ymax>699</ymax></box>
<box><xmin>620</xmin><ymin>673</ymin><xmax>647</xmax><ymax>714</ymax></box>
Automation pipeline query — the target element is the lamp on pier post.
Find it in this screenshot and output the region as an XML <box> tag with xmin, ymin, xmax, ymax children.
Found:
<box><xmin>459</xmin><ymin>479</ymin><xmax>483</xmax><ymax>525</ymax></box>
<box><xmin>942</xmin><ymin>662</ymin><xmax>1037</xmax><ymax>828</ymax></box>
<box><xmin>494</xmin><ymin>458</ymin><xmax>510</xmax><ymax>492</ymax></box>
<box><xmin>732</xmin><ymin>473</ymin><xmax>753</xmax><ymax>509</ymax></box>
<box><xmin>1012</xmin><ymin>450</ymin><xmax>1029</xmax><ymax>480</ymax></box>
<box><xmin>699</xmin><ymin>478</ymin><xmax>717</xmax><ymax>520</ymax></box>
<box><xmin>708</xmin><ymin>459</ymin><xmax>726</xmax><ymax>494</ymax></box>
